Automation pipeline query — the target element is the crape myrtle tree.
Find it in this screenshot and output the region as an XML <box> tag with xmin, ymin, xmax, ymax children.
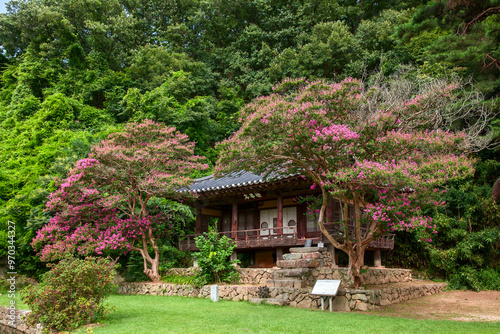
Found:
<box><xmin>215</xmin><ymin>77</ymin><xmax>488</xmax><ymax>287</ymax></box>
<box><xmin>32</xmin><ymin>120</ymin><xmax>208</xmax><ymax>282</ymax></box>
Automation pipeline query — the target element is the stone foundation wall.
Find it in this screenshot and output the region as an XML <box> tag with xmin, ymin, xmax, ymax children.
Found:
<box><xmin>118</xmin><ymin>282</ymin><xmax>260</xmax><ymax>302</ymax></box>
<box><xmin>277</xmin><ymin>247</ymin><xmax>333</xmax><ymax>268</ymax></box>
<box><xmin>0</xmin><ymin>307</ymin><xmax>42</xmax><ymax>334</ymax></box>
<box><xmin>164</xmin><ymin>267</ymin><xmax>412</xmax><ymax>288</ymax></box>
<box><xmin>164</xmin><ymin>267</ymin><xmax>277</xmax><ymax>286</ymax></box>
<box><xmin>334</xmin><ymin>282</ymin><xmax>447</xmax><ymax>311</ymax></box>
<box><xmin>237</xmin><ymin>268</ymin><xmax>276</xmax><ymax>285</ymax></box>
<box><xmin>118</xmin><ymin>281</ymin><xmax>447</xmax><ymax>311</ymax></box>
<box><xmin>306</xmin><ymin>268</ymin><xmax>412</xmax><ymax>288</ymax></box>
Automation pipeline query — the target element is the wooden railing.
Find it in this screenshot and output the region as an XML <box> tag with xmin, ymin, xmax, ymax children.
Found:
<box><xmin>179</xmin><ymin>223</ymin><xmax>394</xmax><ymax>251</ymax></box>
<box><xmin>179</xmin><ymin>226</ymin><xmax>304</xmax><ymax>251</ymax></box>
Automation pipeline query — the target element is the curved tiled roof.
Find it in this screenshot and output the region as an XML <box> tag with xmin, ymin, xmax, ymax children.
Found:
<box><xmin>188</xmin><ymin>171</ymin><xmax>295</xmax><ymax>193</ymax></box>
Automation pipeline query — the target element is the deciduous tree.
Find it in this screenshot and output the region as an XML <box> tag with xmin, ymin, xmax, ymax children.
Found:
<box><xmin>32</xmin><ymin>120</ymin><xmax>208</xmax><ymax>282</ymax></box>
<box><xmin>216</xmin><ymin>77</ymin><xmax>484</xmax><ymax>287</ymax></box>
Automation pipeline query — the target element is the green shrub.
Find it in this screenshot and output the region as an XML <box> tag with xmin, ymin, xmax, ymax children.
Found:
<box><xmin>121</xmin><ymin>252</ymin><xmax>149</xmax><ymax>282</ymax></box>
<box><xmin>161</xmin><ymin>274</ymin><xmax>197</xmax><ymax>285</ymax></box>
<box><xmin>21</xmin><ymin>257</ymin><xmax>116</xmax><ymax>332</ymax></box>
<box><xmin>158</xmin><ymin>245</ymin><xmax>193</xmax><ymax>273</ymax></box>
<box><xmin>448</xmin><ymin>266</ymin><xmax>500</xmax><ymax>291</ymax></box>
<box><xmin>121</xmin><ymin>244</ymin><xmax>192</xmax><ymax>282</ymax></box>
<box><xmin>0</xmin><ymin>274</ymin><xmax>37</xmax><ymax>293</ymax></box>
<box><xmin>194</xmin><ymin>227</ymin><xmax>239</xmax><ymax>286</ymax></box>
<box><xmin>0</xmin><ymin>277</ymin><xmax>9</xmax><ymax>293</ymax></box>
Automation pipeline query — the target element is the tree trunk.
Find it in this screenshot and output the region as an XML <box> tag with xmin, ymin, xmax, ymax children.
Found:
<box><xmin>135</xmin><ymin>240</ymin><xmax>162</xmax><ymax>283</ymax></box>
<box><xmin>347</xmin><ymin>248</ymin><xmax>365</xmax><ymax>288</ymax></box>
<box><xmin>143</xmin><ymin>256</ymin><xmax>161</xmax><ymax>282</ymax></box>
<box><xmin>313</xmin><ymin>186</ymin><xmax>370</xmax><ymax>288</ymax></box>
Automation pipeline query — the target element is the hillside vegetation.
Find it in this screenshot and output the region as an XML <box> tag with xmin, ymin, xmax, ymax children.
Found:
<box><xmin>0</xmin><ymin>0</ymin><xmax>498</xmax><ymax>289</ymax></box>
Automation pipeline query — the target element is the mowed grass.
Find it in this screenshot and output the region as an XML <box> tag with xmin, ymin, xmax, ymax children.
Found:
<box><xmin>67</xmin><ymin>295</ymin><xmax>499</xmax><ymax>334</ymax></box>
<box><xmin>0</xmin><ymin>292</ymin><xmax>25</xmax><ymax>308</ymax></box>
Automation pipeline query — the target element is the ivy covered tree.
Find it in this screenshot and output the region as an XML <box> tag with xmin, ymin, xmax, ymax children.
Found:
<box><xmin>32</xmin><ymin>120</ymin><xmax>208</xmax><ymax>282</ymax></box>
<box><xmin>216</xmin><ymin>77</ymin><xmax>489</xmax><ymax>287</ymax></box>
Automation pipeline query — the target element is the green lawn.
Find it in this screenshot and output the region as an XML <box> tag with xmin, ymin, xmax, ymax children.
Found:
<box><xmin>80</xmin><ymin>295</ymin><xmax>499</xmax><ymax>334</ymax></box>
<box><xmin>2</xmin><ymin>294</ymin><xmax>499</xmax><ymax>333</ymax></box>
<box><xmin>0</xmin><ymin>292</ymin><xmax>25</xmax><ymax>308</ymax></box>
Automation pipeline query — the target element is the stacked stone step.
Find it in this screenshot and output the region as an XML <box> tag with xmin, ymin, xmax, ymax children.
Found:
<box><xmin>271</xmin><ymin>247</ymin><xmax>329</xmax><ymax>289</ymax></box>
<box><xmin>272</xmin><ymin>268</ymin><xmax>309</xmax><ymax>288</ymax></box>
<box><xmin>277</xmin><ymin>247</ymin><xmax>327</xmax><ymax>268</ymax></box>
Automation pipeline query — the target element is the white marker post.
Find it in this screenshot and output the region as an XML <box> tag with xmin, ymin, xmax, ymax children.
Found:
<box><xmin>210</xmin><ymin>285</ymin><xmax>219</xmax><ymax>302</ymax></box>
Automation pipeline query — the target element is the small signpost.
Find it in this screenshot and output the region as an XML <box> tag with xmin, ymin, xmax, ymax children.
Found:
<box><xmin>311</xmin><ymin>280</ymin><xmax>341</xmax><ymax>312</ymax></box>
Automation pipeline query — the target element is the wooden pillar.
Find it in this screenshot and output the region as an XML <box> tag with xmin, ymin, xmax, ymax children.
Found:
<box><xmin>195</xmin><ymin>208</ymin><xmax>202</xmax><ymax>235</ymax></box>
<box><xmin>297</xmin><ymin>203</ymin><xmax>305</xmax><ymax>238</ymax></box>
<box><xmin>326</xmin><ymin>200</ymin><xmax>334</xmax><ymax>224</ymax></box>
<box><xmin>232</xmin><ymin>201</ymin><xmax>238</xmax><ymax>239</ymax></box>
<box><xmin>374</xmin><ymin>249</ymin><xmax>384</xmax><ymax>268</ymax></box>
<box><xmin>327</xmin><ymin>244</ymin><xmax>338</xmax><ymax>268</ymax></box>
<box><xmin>277</xmin><ymin>194</ymin><xmax>283</xmax><ymax>235</ymax></box>
<box><xmin>276</xmin><ymin>247</ymin><xmax>284</xmax><ymax>261</ymax></box>
<box><xmin>231</xmin><ymin>251</ymin><xmax>237</xmax><ymax>262</ymax></box>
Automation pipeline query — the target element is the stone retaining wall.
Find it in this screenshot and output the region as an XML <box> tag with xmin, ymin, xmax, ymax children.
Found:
<box><xmin>0</xmin><ymin>307</ymin><xmax>42</xmax><ymax>334</ymax></box>
<box><xmin>306</xmin><ymin>268</ymin><xmax>412</xmax><ymax>288</ymax></box>
<box><xmin>164</xmin><ymin>267</ymin><xmax>412</xmax><ymax>288</ymax></box>
<box><xmin>118</xmin><ymin>281</ymin><xmax>447</xmax><ymax>311</ymax></box>
<box><xmin>237</xmin><ymin>268</ymin><xmax>276</xmax><ymax>285</ymax></box>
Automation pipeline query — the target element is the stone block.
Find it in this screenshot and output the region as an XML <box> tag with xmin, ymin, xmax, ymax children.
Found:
<box><xmin>283</xmin><ymin>253</ymin><xmax>303</xmax><ymax>260</ymax></box>
<box><xmin>274</xmin><ymin>279</ymin><xmax>301</xmax><ymax>288</ymax></box>
<box><xmin>379</xmin><ymin>299</ymin><xmax>391</xmax><ymax>306</ymax></box>
<box><xmin>297</xmin><ymin>298</ymin><xmax>312</xmax><ymax>308</ymax></box>
<box><xmin>277</xmin><ymin>259</ymin><xmax>320</xmax><ymax>268</ymax></box>
<box><xmin>264</xmin><ymin>279</ymin><xmax>275</xmax><ymax>287</ymax></box>
<box><xmin>266</xmin><ymin>298</ymin><xmax>289</xmax><ymax>306</ymax></box>
<box><xmin>352</xmin><ymin>293</ymin><xmax>368</xmax><ymax>301</ymax></box>
<box><xmin>355</xmin><ymin>302</ymin><xmax>369</xmax><ymax>311</ymax></box>
<box><xmin>289</xmin><ymin>247</ymin><xmax>327</xmax><ymax>253</ymax></box>
<box><xmin>302</xmin><ymin>252</ymin><xmax>321</xmax><ymax>259</ymax></box>
<box><xmin>331</xmin><ymin>296</ymin><xmax>350</xmax><ymax>312</ymax></box>
<box><xmin>282</xmin><ymin>268</ymin><xmax>309</xmax><ymax>277</ymax></box>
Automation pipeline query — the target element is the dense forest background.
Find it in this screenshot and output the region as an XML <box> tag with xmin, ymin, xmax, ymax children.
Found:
<box><xmin>0</xmin><ymin>0</ymin><xmax>499</xmax><ymax>289</ymax></box>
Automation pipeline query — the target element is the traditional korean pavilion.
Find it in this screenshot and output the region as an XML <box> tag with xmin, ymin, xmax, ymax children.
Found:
<box><xmin>180</xmin><ymin>172</ymin><xmax>394</xmax><ymax>267</ymax></box>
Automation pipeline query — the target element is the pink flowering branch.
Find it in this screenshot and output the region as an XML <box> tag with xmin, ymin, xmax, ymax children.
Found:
<box><xmin>34</xmin><ymin>120</ymin><xmax>208</xmax><ymax>282</ymax></box>
<box><xmin>216</xmin><ymin>78</ymin><xmax>479</xmax><ymax>288</ymax></box>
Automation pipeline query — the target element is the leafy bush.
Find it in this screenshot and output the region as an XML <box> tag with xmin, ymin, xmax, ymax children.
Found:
<box><xmin>162</xmin><ymin>274</ymin><xmax>197</xmax><ymax>285</ymax></box>
<box><xmin>386</xmin><ymin>162</ymin><xmax>500</xmax><ymax>291</ymax></box>
<box><xmin>21</xmin><ymin>257</ymin><xmax>116</xmax><ymax>332</ymax></box>
<box><xmin>257</xmin><ymin>286</ymin><xmax>270</xmax><ymax>299</ymax></box>
<box><xmin>121</xmin><ymin>244</ymin><xmax>193</xmax><ymax>282</ymax></box>
<box><xmin>158</xmin><ymin>245</ymin><xmax>193</xmax><ymax>273</ymax></box>
<box><xmin>448</xmin><ymin>267</ymin><xmax>500</xmax><ymax>291</ymax></box>
<box><xmin>121</xmin><ymin>252</ymin><xmax>149</xmax><ymax>282</ymax></box>
<box><xmin>0</xmin><ymin>274</ymin><xmax>36</xmax><ymax>293</ymax></box>
<box><xmin>194</xmin><ymin>227</ymin><xmax>239</xmax><ymax>286</ymax></box>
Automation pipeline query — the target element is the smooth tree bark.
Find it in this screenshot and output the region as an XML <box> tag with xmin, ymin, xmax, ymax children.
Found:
<box><xmin>33</xmin><ymin>120</ymin><xmax>208</xmax><ymax>282</ymax></box>
<box><xmin>215</xmin><ymin>77</ymin><xmax>484</xmax><ymax>287</ymax></box>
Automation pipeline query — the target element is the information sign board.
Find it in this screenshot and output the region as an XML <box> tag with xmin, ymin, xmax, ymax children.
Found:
<box><xmin>311</xmin><ymin>280</ymin><xmax>341</xmax><ymax>296</ymax></box>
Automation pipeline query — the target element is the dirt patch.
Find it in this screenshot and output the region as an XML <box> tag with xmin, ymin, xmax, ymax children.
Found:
<box><xmin>367</xmin><ymin>290</ymin><xmax>500</xmax><ymax>322</ymax></box>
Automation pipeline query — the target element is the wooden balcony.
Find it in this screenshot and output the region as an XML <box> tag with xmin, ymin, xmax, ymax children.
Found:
<box><xmin>180</xmin><ymin>226</ymin><xmax>306</xmax><ymax>251</ymax></box>
<box><xmin>179</xmin><ymin>223</ymin><xmax>394</xmax><ymax>251</ymax></box>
